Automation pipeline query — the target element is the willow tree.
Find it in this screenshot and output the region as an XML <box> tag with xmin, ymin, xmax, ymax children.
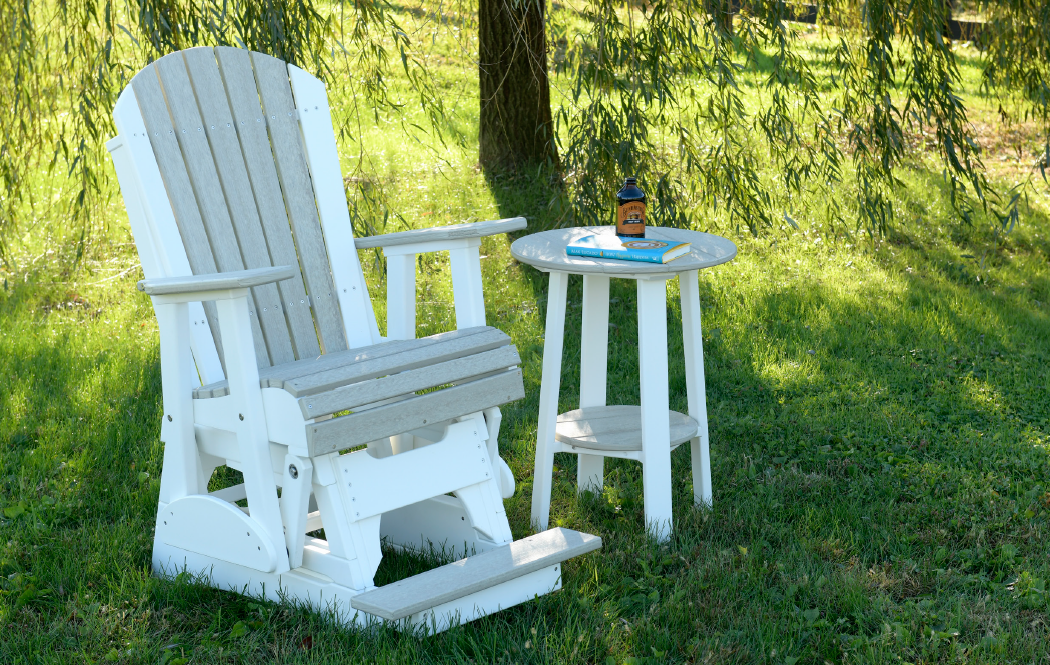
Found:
<box><xmin>0</xmin><ymin>0</ymin><xmax>1047</xmax><ymax>265</ymax></box>
<box><xmin>478</xmin><ymin>0</ymin><xmax>558</xmax><ymax>169</ymax></box>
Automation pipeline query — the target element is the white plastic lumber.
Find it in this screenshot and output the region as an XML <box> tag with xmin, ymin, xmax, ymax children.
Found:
<box><xmin>216</xmin><ymin>295</ymin><xmax>290</xmax><ymax>572</ymax></box>
<box><xmin>378</xmin><ymin>236</ymin><xmax>477</xmax><ymax>258</ymax></box>
<box><xmin>299</xmin><ymin>345</ymin><xmax>521</xmax><ymax>418</ymax></box>
<box><xmin>354</xmin><ymin>217</ymin><xmax>527</xmax><ymax>249</ymax></box>
<box><xmin>152</xmin><ymin>538</ymin><xmax>567</xmax><ymax>635</ymax></box>
<box><xmin>108</xmin><ymin>133</ymin><xmax>206</xmax><ymax>389</ymax></box>
<box><xmin>306</xmin><ymin>369</ymin><xmax>525</xmax><ymax>456</ymax></box>
<box><xmin>380</xmin><ymin>494</ymin><xmax>503</xmax><ymax>559</ymax></box>
<box><xmin>182</xmin><ymin>47</ymin><xmax>296</xmax><ymax>366</ymax></box>
<box><xmin>449</xmin><ymin>243</ymin><xmax>487</xmax><ymax>328</ymax></box>
<box><xmin>680</xmin><ymin>269</ymin><xmax>713</xmax><ymax>507</ymax></box>
<box><xmin>386</xmin><ymin>253</ymin><xmax>416</xmax><ymax>340</ymax></box>
<box><xmin>350</xmin><ymin>527</ymin><xmax>602</xmax><ymax>621</ymax></box>
<box><xmin>152</xmin><ymin>52</ymin><xmax>271</xmax><ymax>367</ymax></box>
<box><xmin>280</xmin><ymin>454</ymin><xmax>313</xmax><ymax>569</ymax></box>
<box><xmin>251</xmin><ymin>52</ymin><xmax>347</xmax><ymax>354</ymax></box>
<box><xmin>286</xmin><ymin>63</ymin><xmax>378</xmax><ymax>348</ymax></box>
<box><xmin>214</xmin><ymin>47</ymin><xmax>321</xmax><ymax>360</ymax></box>
<box><xmin>577</xmin><ymin>274</ymin><xmax>609</xmax><ymax>493</ymax></box>
<box><xmin>556</xmin><ymin>406</ymin><xmax>698</xmax><ymax>451</ymax></box>
<box><xmin>111</xmin><ymin>88</ymin><xmax>224</xmax><ymax>385</ymax></box>
<box><xmin>334</xmin><ymin>421</ymin><xmax>490</xmax><ymax>523</ymax></box>
<box><xmin>453</xmin><ymin>479</ymin><xmax>513</xmax><ymax>544</ymax></box>
<box><xmin>209</xmin><ymin>483</ymin><xmax>247</xmax><ymax>503</ymax></box>
<box><xmin>530</xmin><ymin>270</ymin><xmax>569</xmax><ymax>531</ymax></box>
<box><xmin>637</xmin><ymin>278</ymin><xmax>673</xmax><ymax>542</ymax></box>
<box><xmin>156</xmin><ymin>495</ymin><xmax>278</xmax><ymax>572</ymax></box>
<box><xmin>510</xmin><ymin>225</ymin><xmax>738</xmax><ymax>275</ymax></box>
<box><xmin>138</xmin><ymin>266</ymin><xmax>296</xmax><ymax>296</ymax></box>
<box><xmin>482</xmin><ymin>406</ymin><xmax>515</xmax><ymax>499</ymax></box>
<box><xmin>155</xmin><ymin>302</ymin><xmax>201</xmax><ymax>504</ymax></box>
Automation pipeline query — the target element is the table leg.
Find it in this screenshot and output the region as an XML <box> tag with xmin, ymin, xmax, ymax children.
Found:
<box><xmin>680</xmin><ymin>270</ymin><xmax>712</xmax><ymax>507</ymax></box>
<box><xmin>578</xmin><ymin>274</ymin><xmax>610</xmax><ymax>494</ymax></box>
<box><xmin>531</xmin><ymin>270</ymin><xmax>569</xmax><ymax>531</ymax></box>
<box><xmin>637</xmin><ymin>277</ymin><xmax>673</xmax><ymax>542</ymax></box>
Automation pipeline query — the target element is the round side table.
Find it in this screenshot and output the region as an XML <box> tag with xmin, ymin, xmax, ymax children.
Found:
<box><xmin>511</xmin><ymin>226</ymin><xmax>737</xmax><ymax>542</ymax></box>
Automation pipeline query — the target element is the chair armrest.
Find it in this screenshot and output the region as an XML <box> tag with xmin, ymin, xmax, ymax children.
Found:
<box><xmin>354</xmin><ymin>217</ymin><xmax>527</xmax><ymax>250</ymax></box>
<box><xmin>138</xmin><ymin>266</ymin><xmax>295</xmax><ymax>297</ymax></box>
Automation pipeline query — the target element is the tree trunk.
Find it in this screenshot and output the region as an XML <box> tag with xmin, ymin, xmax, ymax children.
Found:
<box><xmin>478</xmin><ymin>0</ymin><xmax>558</xmax><ymax>169</ymax></box>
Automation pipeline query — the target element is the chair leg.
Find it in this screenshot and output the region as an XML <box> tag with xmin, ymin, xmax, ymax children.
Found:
<box><xmin>482</xmin><ymin>407</ymin><xmax>515</xmax><ymax>499</ymax></box>
<box><xmin>155</xmin><ymin>301</ymin><xmax>200</xmax><ymax>504</ymax></box>
<box><xmin>310</xmin><ymin>466</ymin><xmax>380</xmax><ymax>590</ymax></box>
<box><xmin>280</xmin><ymin>454</ymin><xmax>313</xmax><ymax>569</ymax></box>
<box><xmin>455</xmin><ymin>478</ymin><xmax>513</xmax><ymax>545</ymax></box>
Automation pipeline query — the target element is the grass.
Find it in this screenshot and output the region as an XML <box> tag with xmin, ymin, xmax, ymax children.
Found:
<box><xmin>3</xmin><ymin>5</ymin><xmax>1050</xmax><ymax>664</ymax></box>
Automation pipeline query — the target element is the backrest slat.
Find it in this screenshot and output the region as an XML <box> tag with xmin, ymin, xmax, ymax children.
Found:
<box><xmin>288</xmin><ymin>65</ymin><xmax>381</xmax><ymax>348</ymax></box>
<box><xmin>182</xmin><ymin>47</ymin><xmax>296</xmax><ymax>366</ymax></box>
<box><xmin>213</xmin><ymin>47</ymin><xmax>322</xmax><ymax>360</ymax></box>
<box><xmin>131</xmin><ymin>65</ymin><xmax>229</xmax><ymax>370</ymax></box>
<box><xmin>151</xmin><ymin>53</ymin><xmax>271</xmax><ymax>368</ymax></box>
<box><xmin>250</xmin><ymin>52</ymin><xmax>348</xmax><ymax>355</ymax></box>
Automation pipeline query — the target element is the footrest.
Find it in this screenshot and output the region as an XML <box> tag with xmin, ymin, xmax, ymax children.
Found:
<box><xmin>350</xmin><ymin>527</ymin><xmax>601</xmax><ymax>621</ymax></box>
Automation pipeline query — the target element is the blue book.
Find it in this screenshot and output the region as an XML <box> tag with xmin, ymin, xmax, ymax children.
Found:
<box><xmin>565</xmin><ymin>234</ymin><xmax>691</xmax><ymax>264</ymax></box>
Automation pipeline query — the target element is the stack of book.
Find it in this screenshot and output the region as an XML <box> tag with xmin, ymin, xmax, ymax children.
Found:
<box><xmin>566</xmin><ymin>234</ymin><xmax>690</xmax><ymax>264</ymax></box>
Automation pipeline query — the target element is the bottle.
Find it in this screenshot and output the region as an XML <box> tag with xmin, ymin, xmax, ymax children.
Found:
<box><xmin>616</xmin><ymin>176</ymin><xmax>646</xmax><ymax>238</ymax></box>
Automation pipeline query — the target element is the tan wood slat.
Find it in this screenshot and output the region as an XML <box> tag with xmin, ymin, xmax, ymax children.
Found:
<box><xmin>555</xmin><ymin>406</ymin><xmax>698</xmax><ymax>452</ymax></box>
<box><xmin>249</xmin><ymin>52</ymin><xmax>346</xmax><ymax>354</ymax></box>
<box><xmin>299</xmin><ymin>345</ymin><xmax>521</xmax><ymax>417</ymax></box>
<box><xmin>350</xmin><ymin>528</ymin><xmax>602</xmax><ymax>620</ymax></box>
<box><xmin>280</xmin><ymin>327</ymin><xmax>512</xmax><ymax>398</ymax></box>
<box><xmin>213</xmin><ymin>46</ymin><xmax>321</xmax><ymax>360</ymax></box>
<box><xmin>192</xmin><ymin>327</ymin><xmax>497</xmax><ymax>399</ymax></box>
<box><xmin>131</xmin><ymin>65</ymin><xmax>227</xmax><ymax>369</ymax></box>
<box><xmin>152</xmin><ymin>52</ymin><xmax>271</xmax><ymax>368</ymax></box>
<box><xmin>306</xmin><ymin>369</ymin><xmax>525</xmax><ymax>456</ymax></box>
<box><xmin>182</xmin><ymin>47</ymin><xmax>295</xmax><ymax>366</ymax></box>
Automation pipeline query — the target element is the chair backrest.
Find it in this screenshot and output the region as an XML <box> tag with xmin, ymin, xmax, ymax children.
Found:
<box><xmin>108</xmin><ymin>47</ymin><xmax>380</xmax><ymax>385</ymax></box>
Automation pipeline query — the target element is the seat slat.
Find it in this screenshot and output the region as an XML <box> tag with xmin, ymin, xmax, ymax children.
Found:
<box><xmin>182</xmin><ymin>47</ymin><xmax>296</xmax><ymax>366</ymax></box>
<box><xmin>152</xmin><ymin>52</ymin><xmax>271</xmax><ymax>367</ymax></box>
<box><xmin>300</xmin><ymin>344</ymin><xmax>521</xmax><ymax>417</ymax></box>
<box><xmin>250</xmin><ymin>52</ymin><xmax>347</xmax><ymax>355</ymax></box>
<box><xmin>281</xmin><ymin>327</ymin><xmax>512</xmax><ymax>398</ymax></box>
<box><xmin>192</xmin><ymin>327</ymin><xmax>502</xmax><ymax>399</ymax></box>
<box><xmin>131</xmin><ymin>66</ymin><xmax>227</xmax><ymax>368</ymax></box>
<box><xmin>307</xmin><ymin>369</ymin><xmax>525</xmax><ymax>456</ymax></box>
<box><xmin>214</xmin><ymin>46</ymin><xmax>322</xmax><ymax>360</ymax></box>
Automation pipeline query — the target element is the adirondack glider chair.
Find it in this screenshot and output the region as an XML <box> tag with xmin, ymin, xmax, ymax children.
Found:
<box><xmin>106</xmin><ymin>46</ymin><xmax>600</xmax><ymax>633</ymax></box>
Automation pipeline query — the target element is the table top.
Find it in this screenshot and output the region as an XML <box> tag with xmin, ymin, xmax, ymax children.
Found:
<box><xmin>510</xmin><ymin>226</ymin><xmax>737</xmax><ymax>276</ymax></box>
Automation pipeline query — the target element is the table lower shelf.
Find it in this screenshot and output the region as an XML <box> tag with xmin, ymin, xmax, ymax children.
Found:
<box><xmin>554</xmin><ymin>406</ymin><xmax>698</xmax><ymax>459</ymax></box>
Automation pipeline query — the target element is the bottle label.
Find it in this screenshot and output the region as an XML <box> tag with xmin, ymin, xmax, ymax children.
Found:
<box><xmin>617</xmin><ymin>201</ymin><xmax>646</xmax><ymax>235</ymax></box>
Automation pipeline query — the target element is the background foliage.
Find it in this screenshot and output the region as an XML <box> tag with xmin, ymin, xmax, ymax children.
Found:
<box><xmin>0</xmin><ymin>0</ymin><xmax>1047</xmax><ymax>266</ymax></box>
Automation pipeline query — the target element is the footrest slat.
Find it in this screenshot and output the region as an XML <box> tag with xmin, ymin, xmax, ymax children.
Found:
<box><xmin>350</xmin><ymin>528</ymin><xmax>601</xmax><ymax>621</ymax></box>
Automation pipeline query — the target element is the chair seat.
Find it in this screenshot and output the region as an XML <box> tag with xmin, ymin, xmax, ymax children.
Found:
<box><xmin>194</xmin><ymin>326</ymin><xmax>526</xmax><ymax>457</ymax></box>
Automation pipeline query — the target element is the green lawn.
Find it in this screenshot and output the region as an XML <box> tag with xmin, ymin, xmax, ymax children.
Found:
<box><xmin>2</xmin><ymin>7</ymin><xmax>1050</xmax><ymax>664</ymax></box>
